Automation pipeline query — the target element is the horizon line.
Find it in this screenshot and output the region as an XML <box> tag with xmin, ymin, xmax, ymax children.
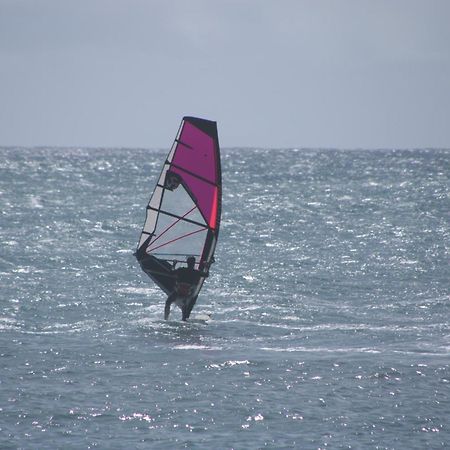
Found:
<box><xmin>1</xmin><ymin>145</ymin><xmax>449</xmax><ymax>152</ymax></box>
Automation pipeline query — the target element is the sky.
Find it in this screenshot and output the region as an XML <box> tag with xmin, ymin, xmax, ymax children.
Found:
<box><xmin>1</xmin><ymin>0</ymin><xmax>449</xmax><ymax>149</ymax></box>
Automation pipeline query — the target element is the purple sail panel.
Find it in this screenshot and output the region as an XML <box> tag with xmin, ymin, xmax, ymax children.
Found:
<box><xmin>171</xmin><ymin>120</ymin><xmax>219</xmax><ymax>227</ymax></box>
<box><xmin>172</xmin><ymin>121</ymin><xmax>217</xmax><ymax>182</ymax></box>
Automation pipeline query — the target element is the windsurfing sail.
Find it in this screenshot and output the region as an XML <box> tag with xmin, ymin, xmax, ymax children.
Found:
<box><xmin>135</xmin><ymin>116</ymin><xmax>221</xmax><ymax>317</ymax></box>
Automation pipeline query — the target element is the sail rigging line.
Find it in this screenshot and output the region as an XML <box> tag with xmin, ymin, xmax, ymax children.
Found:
<box><xmin>151</xmin><ymin>252</ymin><xmax>202</xmax><ymax>257</ymax></box>
<box><xmin>147</xmin><ymin>206</ymin><xmax>208</xmax><ymax>229</ymax></box>
<box><xmin>147</xmin><ymin>227</ymin><xmax>208</xmax><ymax>253</ymax></box>
<box><xmin>146</xmin><ymin>205</ymin><xmax>197</xmax><ymax>249</ymax></box>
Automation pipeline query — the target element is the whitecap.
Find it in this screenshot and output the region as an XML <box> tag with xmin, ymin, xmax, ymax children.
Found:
<box><xmin>209</xmin><ymin>360</ymin><xmax>250</xmax><ymax>368</ymax></box>
<box><xmin>29</xmin><ymin>195</ymin><xmax>43</xmax><ymax>208</ymax></box>
<box><xmin>173</xmin><ymin>344</ymin><xmax>222</xmax><ymax>351</ymax></box>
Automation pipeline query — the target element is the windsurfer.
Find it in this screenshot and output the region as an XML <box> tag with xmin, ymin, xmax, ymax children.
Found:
<box><xmin>164</xmin><ymin>256</ymin><xmax>209</xmax><ymax>321</ymax></box>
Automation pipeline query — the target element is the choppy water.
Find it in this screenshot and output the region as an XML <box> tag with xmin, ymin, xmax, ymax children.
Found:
<box><xmin>1</xmin><ymin>147</ymin><xmax>449</xmax><ymax>449</ymax></box>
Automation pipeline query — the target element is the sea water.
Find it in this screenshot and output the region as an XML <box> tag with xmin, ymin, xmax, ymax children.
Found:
<box><xmin>0</xmin><ymin>147</ymin><xmax>449</xmax><ymax>449</ymax></box>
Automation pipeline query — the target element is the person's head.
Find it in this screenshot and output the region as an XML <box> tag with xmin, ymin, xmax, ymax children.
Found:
<box><xmin>187</xmin><ymin>256</ymin><xmax>196</xmax><ymax>269</ymax></box>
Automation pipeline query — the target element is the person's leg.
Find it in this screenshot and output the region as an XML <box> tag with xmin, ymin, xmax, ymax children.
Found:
<box><xmin>165</xmin><ymin>294</ymin><xmax>176</xmax><ymax>320</ymax></box>
<box><xmin>181</xmin><ymin>296</ymin><xmax>194</xmax><ymax>321</ymax></box>
<box><xmin>181</xmin><ymin>298</ymin><xmax>190</xmax><ymax>321</ymax></box>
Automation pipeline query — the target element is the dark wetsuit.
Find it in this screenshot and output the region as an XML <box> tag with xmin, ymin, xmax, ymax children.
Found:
<box><xmin>165</xmin><ymin>267</ymin><xmax>208</xmax><ymax>321</ymax></box>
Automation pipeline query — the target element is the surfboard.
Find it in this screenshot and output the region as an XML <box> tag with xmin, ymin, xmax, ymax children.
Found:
<box><xmin>135</xmin><ymin>117</ymin><xmax>221</xmax><ymax>318</ymax></box>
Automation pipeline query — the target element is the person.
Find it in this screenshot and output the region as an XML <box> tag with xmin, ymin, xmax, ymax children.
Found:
<box><xmin>164</xmin><ymin>256</ymin><xmax>210</xmax><ymax>321</ymax></box>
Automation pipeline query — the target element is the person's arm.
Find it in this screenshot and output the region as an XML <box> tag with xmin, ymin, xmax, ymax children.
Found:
<box><xmin>199</xmin><ymin>259</ymin><xmax>215</xmax><ymax>277</ymax></box>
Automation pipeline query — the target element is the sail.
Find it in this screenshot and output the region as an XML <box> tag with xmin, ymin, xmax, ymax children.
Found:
<box><xmin>135</xmin><ymin>116</ymin><xmax>221</xmax><ymax>316</ymax></box>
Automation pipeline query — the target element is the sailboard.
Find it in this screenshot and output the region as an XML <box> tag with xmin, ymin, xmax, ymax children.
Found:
<box><xmin>135</xmin><ymin>116</ymin><xmax>221</xmax><ymax>318</ymax></box>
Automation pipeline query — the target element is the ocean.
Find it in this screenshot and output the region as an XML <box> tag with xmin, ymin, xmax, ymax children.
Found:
<box><xmin>1</xmin><ymin>147</ymin><xmax>449</xmax><ymax>449</ymax></box>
